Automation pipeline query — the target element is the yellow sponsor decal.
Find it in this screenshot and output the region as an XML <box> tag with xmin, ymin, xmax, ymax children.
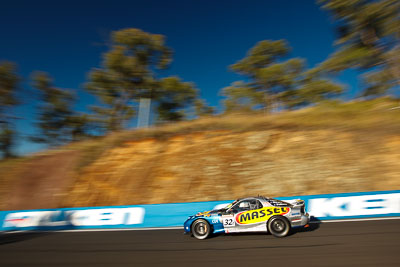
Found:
<box><xmin>196</xmin><ymin>211</ymin><xmax>211</xmax><ymax>217</ymax></box>
<box><xmin>235</xmin><ymin>207</ymin><xmax>290</xmax><ymax>225</ymax></box>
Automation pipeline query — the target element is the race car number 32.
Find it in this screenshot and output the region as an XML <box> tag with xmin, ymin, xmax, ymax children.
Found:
<box><xmin>223</xmin><ymin>217</ymin><xmax>234</xmax><ymax>227</ymax></box>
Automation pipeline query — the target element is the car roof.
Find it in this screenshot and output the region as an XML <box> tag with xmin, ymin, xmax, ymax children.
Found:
<box><xmin>235</xmin><ymin>196</ymin><xmax>292</xmax><ymax>206</ymax></box>
<box><xmin>236</xmin><ymin>196</ymin><xmax>269</xmax><ymax>202</ymax></box>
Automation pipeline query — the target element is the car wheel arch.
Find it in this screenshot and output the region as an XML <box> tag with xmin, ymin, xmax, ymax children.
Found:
<box><xmin>191</xmin><ymin>218</ymin><xmax>213</xmax><ymax>239</ymax></box>
<box><xmin>267</xmin><ymin>215</ymin><xmax>291</xmax><ymax>237</ymax></box>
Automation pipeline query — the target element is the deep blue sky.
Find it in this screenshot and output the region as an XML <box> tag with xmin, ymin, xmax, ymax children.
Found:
<box><xmin>1</xmin><ymin>0</ymin><xmax>359</xmax><ymax>155</ymax></box>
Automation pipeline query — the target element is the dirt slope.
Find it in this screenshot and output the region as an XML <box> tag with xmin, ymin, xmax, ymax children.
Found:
<box><xmin>1</xmin><ymin>99</ymin><xmax>399</xmax><ymax>210</ymax></box>
<box><xmin>63</xmin><ymin>129</ymin><xmax>400</xmax><ymax>207</ymax></box>
<box><xmin>2</xmin><ymin>151</ymin><xmax>79</xmax><ymax>210</ymax></box>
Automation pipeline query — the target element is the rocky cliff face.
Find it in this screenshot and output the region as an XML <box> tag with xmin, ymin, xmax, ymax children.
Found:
<box><xmin>3</xmin><ymin>99</ymin><xmax>400</xmax><ymax>210</ymax></box>
<box><xmin>62</xmin><ymin>129</ymin><xmax>400</xmax><ymax>207</ymax></box>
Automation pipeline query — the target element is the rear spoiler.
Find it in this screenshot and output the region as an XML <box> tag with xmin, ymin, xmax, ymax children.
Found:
<box><xmin>286</xmin><ymin>199</ymin><xmax>305</xmax><ymax>207</ymax></box>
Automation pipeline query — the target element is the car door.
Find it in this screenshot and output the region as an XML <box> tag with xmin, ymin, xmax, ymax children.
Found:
<box><xmin>224</xmin><ymin>199</ymin><xmax>267</xmax><ymax>233</ymax></box>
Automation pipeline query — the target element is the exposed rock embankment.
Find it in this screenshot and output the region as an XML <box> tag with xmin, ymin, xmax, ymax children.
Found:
<box><xmin>63</xmin><ymin>129</ymin><xmax>400</xmax><ymax>207</ymax></box>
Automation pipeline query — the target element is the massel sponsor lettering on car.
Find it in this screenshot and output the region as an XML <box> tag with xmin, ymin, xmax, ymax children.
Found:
<box><xmin>236</xmin><ymin>207</ymin><xmax>290</xmax><ymax>224</ymax></box>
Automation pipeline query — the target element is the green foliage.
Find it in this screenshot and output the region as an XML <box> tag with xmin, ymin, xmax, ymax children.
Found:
<box><xmin>194</xmin><ymin>99</ymin><xmax>215</xmax><ymax>117</ymax></box>
<box><xmin>362</xmin><ymin>68</ymin><xmax>393</xmax><ymax>96</ymax></box>
<box><xmin>0</xmin><ymin>62</ymin><xmax>19</xmax><ymax>114</ymax></box>
<box><xmin>112</xmin><ymin>28</ymin><xmax>172</xmax><ymax>71</ymax></box>
<box><xmin>32</xmin><ymin>72</ymin><xmax>90</xmax><ymax>145</ymax></box>
<box><xmin>223</xmin><ymin>40</ymin><xmax>344</xmax><ymax>112</ymax></box>
<box><xmin>86</xmin><ymin>28</ymin><xmax>173</xmax><ymax>131</ymax></box>
<box><xmin>319</xmin><ymin>46</ymin><xmax>378</xmax><ymax>72</ymax></box>
<box><xmin>0</xmin><ymin>61</ymin><xmax>20</xmax><ymax>158</ymax></box>
<box><xmin>67</xmin><ymin>114</ymin><xmax>93</xmax><ymax>142</ymax></box>
<box><xmin>86</xmin><ymin>68</ymin><xmax>136</xmax><ymax>131</ymax></box>
<box><xmin>281</xmin><ymin>77</ymin><xmax>344</xmax><ymax>109</ymax></box>
<box><xmin>318</xmin><ymin>0</ymin><xmax>399</xmax><ymax>47</ymax></box>
<box><xmin>156</xmin><ymin>77</ymin><xmax>198</xmax><ymax>122</ymax></box>
<box><xmin>318</xmin><ymin>0</ymin><xmax>400</xmax><ymax>96</ymax></box>
<box><xmin>87</xmin><ymin>28</ymin><xmax>203</xmax><ymax>129</ymax></box>
<box><xmin>221</xmin><ymin>81</ymin><xmax>260</xmax><ymax>112</ymax></box>
<box><xmin>231</xmin><ymin>40</ymin><xmax>290</xmax><ymax>77</ymax></box>
<box><xmin>226</xmin><ymin>40</ymin><xmax>301</xmax><ymax>112</ymax></box>
<box><xmin>0</xmin><ymin>125</ymin><xmax>15</xmax><ymax>158</ymax></box>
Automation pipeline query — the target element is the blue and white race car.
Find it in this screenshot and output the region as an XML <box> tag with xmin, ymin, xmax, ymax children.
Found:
<box><xmin>184</xmin><ymin>196</ymin><xmax>309</xmax><ymax>239</ymax></box>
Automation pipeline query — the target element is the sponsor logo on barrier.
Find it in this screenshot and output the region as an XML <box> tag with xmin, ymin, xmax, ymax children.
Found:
<box><xmin>308</xmin><ymin>193</ymin><xmax>400</xmax><ymax>217</ymax></box>
<box><xmin>3</xmin><ymin>211</ymin><xmax>68</xmax><ymax>228</ymax></box>
<box><xmin>71</xmin><ymin>208</ymin><xmax>145</xmax><ymax>226</ymax></box>
<box><xmin>236</xmin><ymin>207</ymin><xmax>290</xmax><ymax>224</ymax></box>
<box><xmin>2</xmin><ymin>191</ymin><xmax>399</xmax><ymax>231</ymax></box>
<box><xmin>3</xmin><ymin>207</ymin><xmax>145</xmax><ymax>228</ymax></box>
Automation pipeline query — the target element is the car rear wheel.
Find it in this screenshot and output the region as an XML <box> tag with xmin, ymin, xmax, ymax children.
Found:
<box><xmin>268</xmin><ymin>216</ymin><xmax>290</xmax><ymax>237</ymax></box>
<box><xmin>191</xmin><ymin>219</ymin><xmax>211</xmax><ymax>240</ymax></box>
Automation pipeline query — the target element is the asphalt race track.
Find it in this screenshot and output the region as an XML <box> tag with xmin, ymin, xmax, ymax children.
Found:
<box><xmin>0</xmin><ymin>219</ymin><xmax>399</xmax><ymax>266</ymax></box>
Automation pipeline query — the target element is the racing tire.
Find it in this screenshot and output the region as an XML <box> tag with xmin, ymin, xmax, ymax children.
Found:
<box><xmin>191</xmin><ymin>219</ymin><xmax>211</xmax><ymax>240</ymax></box>
<box><xmin>267</xmin><ymin>216</ymin><xmax>290</xmax><ymax>238</ymax></box>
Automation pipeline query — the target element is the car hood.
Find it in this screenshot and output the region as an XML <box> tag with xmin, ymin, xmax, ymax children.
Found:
<box><xmin>194</xmin><ymin>209</ymin><xmax>224</xmax><ymax>217</ymax></box>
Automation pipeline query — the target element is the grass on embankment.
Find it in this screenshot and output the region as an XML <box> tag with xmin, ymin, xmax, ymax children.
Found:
<box><xmin>1</xmin><ymin>97</ymin><xmax>399</xmax><ymax>196</ymax></box>
<box><xmin>0</xmin><ymin>97</ymin><xmax>399</xmax><ymax>209</ymax></box>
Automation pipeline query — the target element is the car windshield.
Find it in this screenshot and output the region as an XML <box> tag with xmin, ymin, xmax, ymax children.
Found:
<box><xmin>224</xmin><ymin>200</ymin><xmax>238</xmax><ymax>209</ymax></box>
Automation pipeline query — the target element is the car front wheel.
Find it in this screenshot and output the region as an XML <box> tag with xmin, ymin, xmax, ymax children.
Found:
<box><xmin>191</xmin><ymin>219</ymin><xmax>211</xmax><ymax>240</ymax></box>
<box><xmin>268</xmin><ymin>216</ymin><xmax>290</xmax><ymax>237</ymax></box>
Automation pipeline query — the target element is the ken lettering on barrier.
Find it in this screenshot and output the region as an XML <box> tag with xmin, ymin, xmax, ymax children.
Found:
<box><xmin>307</xmin><ymin>193</ymin><xmax>400</xmax><ymax>218</ymax></box>
<box><xmin>2</xmin><ymin>207</ymin><xmax>145</xmax><ymax>229</ymax></box>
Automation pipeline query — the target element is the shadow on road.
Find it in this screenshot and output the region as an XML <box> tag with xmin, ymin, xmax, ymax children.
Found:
<box><xmin>0</xmin><ymin>231</ymin><xmax>50</xmax><ymax>246</ymax></box>
<box><xmin>290</xmin><ymin>216</ymin><xmax>321</xmax><ymax>236</ymax></box>
<box><xmin>203</xmin><ymin>216</ymin><xmax>322</xmax><ymax>239</ymax></box>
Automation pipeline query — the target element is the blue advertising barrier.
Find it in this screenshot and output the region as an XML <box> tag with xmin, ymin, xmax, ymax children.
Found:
<box><xmin>0</xmin><ymin>190</ymin><xmax>399</xmax><ymax>231</ymax></box>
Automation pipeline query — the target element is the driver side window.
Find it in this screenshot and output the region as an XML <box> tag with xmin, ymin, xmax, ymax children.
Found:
<box><xmin>231</xmin><ymin>199</ymin><xmax>262</xmax><ymax>213</ymax></box>
<box><xmin>249</xmin><ymin>200</ymin><xmax>262</xmax><ymax>210</ymax></box>
<box><xmin>231</xmin><ymin>201</ymin><xmax>250</xmax><ymax>213</ymax></box>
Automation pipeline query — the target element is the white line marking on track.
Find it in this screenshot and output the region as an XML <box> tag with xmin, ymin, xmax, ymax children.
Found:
<box><xmin>311</xmin><ymin>216</ymin><xmax>400</xmax><ymax>224</ymax></box>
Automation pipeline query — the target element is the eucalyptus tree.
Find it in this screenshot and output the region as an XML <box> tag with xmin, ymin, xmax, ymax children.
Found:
<box><xmin>0</xmin><ymin>61</ymin><xmax>20</xmax><ymax>158</ymax></box>
<box><xmin>318</xmin><ymin>0</ymin><xmax>400</xmax><ymax>96</ymax></box>
<box><xmin>223</xmin><ymin>40</ymin><xmax>344</xmax><ymax>112</ymax></box>
<box><xmin>32</xmin><ymin>72</ymin><xmax>90</xmax><ymax>145</ymax></box>
<box><xmin>87</xmin><ymin>28</ymin><xmax>172</xmax><ymax>131</ymax></box>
